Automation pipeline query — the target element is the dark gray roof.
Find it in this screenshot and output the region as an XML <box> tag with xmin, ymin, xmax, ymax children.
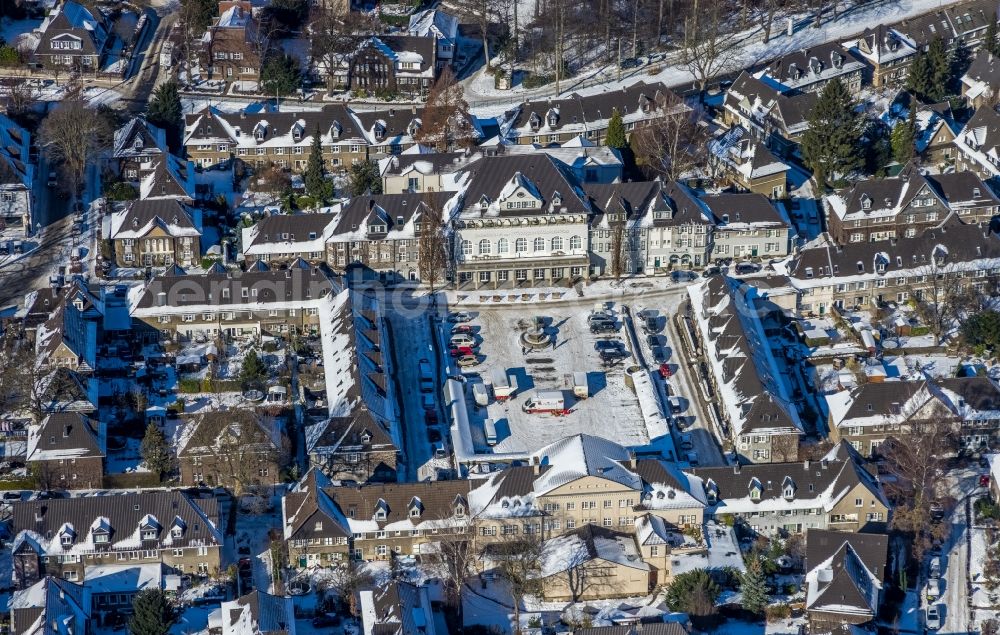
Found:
<box><xmin>788</xmin><ymin>216</ymin><xmax>1000</xmax><ymax>279</ymax></box>
<box><xmin>309</xmin><ymin>409</ymin><xmax>397</xmax><ymax>455</ymax></box>
<box><xmin>326</xmin><ymin>479</ymin><xmax>472</xmax><ymax>529</ymax></box>
<box><xmin>655</xmin><ymin>181</ymin><xmax>713</xmax><ymax>227</ymax></box>
<box><xmin>230</xmin><ymin>591</ymin><xmax>293</xmax><ymax>635</ymax></box>
<box><xmin>245</xmin><ymin>213</ymin><xmax>338</xmax><ymax>246</ymax></box>
<box><xmin>928</xmin><ymin>171</ymin><xmax>999</xmax><ymax>206</ymax></box>
<box><xmin>110</xmin><ymin>198</ymin><xmax>198</xmax><ymax>239</ymax></box>
<box><xmin>369</xmin><ymin>581</ymin><xmax>429</xmax><ymax>635</ymax></box>
<box><xmin>838</xmin><ymin>381</ymin><xmax>928</xmax><ymax>421</ymax></box>
<box><xmin>459</xmin><ymin>154</ymin><xmax>589</xmax><ymax>216</ymax></box>
<box><xmin>511</xmin><ymin>81</ymin><xmax>677</xmax><ymax>133</ymax></box>
<box><xmin>29</xmin><ymin>412</ymin><xmax>103</xmax><ymax>461</ymax></box>
<box><xmin>133</xmin><ymin>261</ymin><xmax>337</xmax><ymax>309</ymax></box>
<box><xmin>701</xmin><ymin>192</ymin><xmax>788</xmax><ymax>226</ymax></box>
<box><xmin>283</xmin><ymin>470</ymin><xmax>351</xmax><ymax>541</ymax></box>
<box><xmin>11</xmin><ymin>490</ymin><xmax>223</xmax><ymax>553</ymax></box>
<box><xmin>805</xmin><ymin>529</ymin><xmax>888</xmax><ymax>617</ymax></box>
<box><xmin>575</xmin><ymin>625</ymin><xmax>688</xmax><ymax>635</ymax></box>
<box><xmin>965</xmin><ymin>49</ymin><xmax>1000</xmax><ymax>86</ymax></box>
<box><xmin>759</xmin><ymin>42</ymin><xmax>864</xmax><ymax>86</ymax></box>
<box><xmin>380</xmin><ymin>151</ymin><xmax>467</xmax><ymax>176</ymax></box>
<box><xmin>585</xmin><ymin>181</ymin><xmax>667</xmax><ymax>224</ymax></box>
<box><xmin>725</xmin><ymin>71</ymin><xmax>816</xmax><ymax>130</ymax></box>
<box><xmin>38</xmin><ymin>1</ymin><xmax>109</xmax><ymax>56</ymax></box>
<box><xmin>333</xmin><ymin>191</ymin><xmax>451</xmax><ymax>236</ymax></box>
<box><xmin>184</xmin><ymin>104</ymin><xmax>366</xmax><ymax>143</ymax></box>
<box><xmin>936</xmin><ymin>376</ymin><xmax>1000</xmax><ymax>411</ymax></box>
<box><xmin>353</xmin><ymin>105</ymin><xmax>425</xmax><ymax>143</ymax></box>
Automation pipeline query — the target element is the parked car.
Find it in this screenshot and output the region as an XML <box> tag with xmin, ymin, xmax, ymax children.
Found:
<box><xmin>451</xmin><ymin>324</ymin><xmax>474</xmax><ymax>335</ymax></box>
<box><xmin>670</xmin><ymin>270</ymin><xmax>698</xmax><ymax>283</ymax></box>
<box><xmin>679</xmin><ymin>434</ymin><xmax>694</xmax><ymax>450</ymax></box>
<box><xmin>643</xmin><ymin>316</ymin><xmax>661</xmax><ymax>333</ymax></box>
<box><xmin>421</xmin><ymin>394</ymin><xmax>435</xmax><ymax>411</ymax></box>
<box><xmin>926</xmin><ymin>604</ymin><xmax>942</xmax><ymax>630</ymax></box>
<box><xmin>425</xmin><ymin>410</ymin><xmax>438</xmax><ymax>425</ymax></box>
<box><xmin>702</xmin><ymin>266</ymin><xmax>721</xmax><ymax>277</ymax></box>
<box><xmin>449</xmin><ymin>345</ymin><xmax>475</xmax><ymax>357</ymax></box>
<box><xmin>448</xmin><ymin>312</ymin><xmax>473</xmax><ymax>323</ymax></box>
<box><xmin>456</xmin><ymin>354</ymin><xmax>480</xmax><ymax>368</ymax></box>
<box><xmin>46</xmin><ymin>171</ymin><xmax>57</xmax><ymax>187</ymax></box>
<box><xmin>658</xmin><ymin>363</ymin><xmax>672</xmax><ymax>378</ymax></box>
<box><xmin>646</xmin><ymin>334</ymin><xmax>664</xmax><ymax>348</ymax></box>
<box><xmin>735</xmin><ymin>262</ymin><xmax>761</xmax><ymax>275</ymax></box>
<box><xmin>651</xmin><ymin>346</ymin><xmax>669</xmax><ymax>364</ymax></box>
<box><xmin>590</xmin><ymin>321</ymin><xmax>617</xmax><ymax>334</ymax></box>
<box><xmin>450</xmin><ymin>334</ymin><xmax>476</xmax><ymax>348</ymax></box>
<box><xmin>620</xmin><ymin>57</ymin><xmax>641</xmax><ymax>69</ymax></box>
<box><xmin>595</xmin><ymin>340</ymin><xmax>626</xmax><ymax>354</ymax></box>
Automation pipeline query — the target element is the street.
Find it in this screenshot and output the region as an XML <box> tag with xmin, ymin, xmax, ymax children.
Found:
<box><xmin>939</xmin><ymin>497</ymin><xmax>971</xmax><ymax>634</ymax></box>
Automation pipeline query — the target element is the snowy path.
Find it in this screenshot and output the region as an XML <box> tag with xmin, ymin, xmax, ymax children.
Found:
<box><xmin>466</xmin><ymin>0</ymin><xmax>969</xmax><ymax>113</ymax></box>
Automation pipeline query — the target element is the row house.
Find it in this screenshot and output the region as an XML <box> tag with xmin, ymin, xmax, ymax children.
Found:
<box><xmin>451</xmin><ymin>154</ymin><xmax>592</xmax><ymax>288</ymax></box>
<box><xmin>199</xmin><ymin>5</ymin><xmax>264</xmax><ymax>86</ymax></box>
<box><xmin>954</xmin><ymin>104</ymin><xmax>1000</xmax><ymax>184</ymax></box>
<box><xmin>10</xmin><ymin>490</ymin><xmax>224</xmax><ymax>588</ymax></box>
<box><xmin>305</xmin><ymin>286</ymin><xmax>399</xmax><ymax>483</ymax></box>
<box><xmin>183</xmin><ymin>105</ymin><xmax>369</xmax><ymax>171</ymax></box>
<box><xmin>689</xmin><ymin>442</ymin><xmax>890</xmax><ymax>536</ymax></box>
<box><xmin>804</xmin><ymin>530</ymin><xmax>889</xmax><ymax>631</ymax></box>
<box><xmin>504</xmin><ymin>82</ymin><xmax>683</xmax><ymax>146</ymax></box>
<box><xmin>687</xmin><ymin>276</ymin><xmax>804</xmax><ymax>462</ymax></box>
<box><xmin>0</xmin><ymin>114</ymin><xmax>34</xmax><ymax>236</ymax></box>
<box><xmin>108</xmin><ymin>198</ymin><xmax>202</xmax><ymax>267</ymax></box>
<box><xmin>241</xmin><ymin>212</ymin><xmax>339</xmax><ymax>266</ymax></box>
<box><xmin>827</xmin><ymin>377</ymin><xmax>1000</xmax><ymax>455</ymax></box>
<box><xmin>962</xmin><ymin>49</ymin><xmax>1000</xmax><ymax>108</ymax></box>
<box><xmin>721</xmin><ymin>72</ymin><xmax>816</xmax><ymax>156</ymax></box>
<box><xmin>32</xmin><ymin>1</ymin><xmax>110</xmax><ymax>70</ymax></box>
<box><xmin>824</xmin><ymin>165</ymin><xmax>999</xmax><ymax>245</ymax></box>
<box><xmin>129</xmin><ymin>260</ymin><xmax>337</xmax><ymax>341</ymax></box>
<box><xmin>754</xmin><ymin>42</ymin><xmax>866</xmax><ymax>95</ymax></box>
<box><xmin>282</xmin><ymin>470</ymin><xmax>471</xmax><ymax>566</ymax></box>
<box><xmin>353</xmin><ymin>106</ymin><xmax>426</xmax><ymax>157</ymax></box>
<box><xmin>703</xmin><ymin>192</ymin><xmax>793</xmax><ymax>261</ymax></box>
<box><xmin>35</xmin><ymin>282</ymin><xmax>100</xmax><ymax>374</ymax></box>
<box><xmin>845</xmin><ymin>26</ymin><xmax>917</xmax><ymax>87</ymax></box>
<box><xmin>708</xmin><ymin>126</ymin><xmax>790</xmax><ymax>198</ymax></box>
<box><xmin>26</xmin><ymin>412</ymin><xmax>106</xmax><ymax>489</ymax></box>
<box><xmin>326</xmin><ymin>191</ymin><xmax>455</xmax><ymax>282</ymax></box>
<box><xmin>779</xmin><ymin>215</ymin><xmax>1000</xmax><ymax>314</ymax></box>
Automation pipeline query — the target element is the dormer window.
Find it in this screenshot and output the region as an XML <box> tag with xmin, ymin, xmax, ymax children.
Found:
<box><xmin>547</xmin><ymin>113</ymin><xmax>558</xmax><ymax>127</ymax></box>
<box><xmin>133</xmin><ymin>137</ymin><xmax>142</xmax><ymax>151</ymax></box>
<box><xmin>375</xmin><ymin>500</ymin><xmax>388</xmax><ymax>521</ymax></box>
<box><xmin>141</xmin><ymin>527</ymin><xmax>157</xmax><ymax>541</ymax></box>
<box><xmin>861</xmin><ymin>195</ymin><xmax>872</xmax><ymax>210</ymax></box>
<box><xmin>314</xmin><ymin>521</ymin><xmax>323</xmax><ymax>531</ymax></box>
<box><xmin>361</xmin><ymin>432</ymin><xmax>371</xmax><ymax>443</ymax></box>
<box><xmin>455</xmin><ymin>504</ymin><xmax>465</xmax><ymax>517</ymax></box>
<box><xmin>292</xmin><ymin>126</ymin><xmax>303</xmax><ymax>142</ymax></box>
<box><xmin>61</xmin><ymin>533</ymin><xmax>73</xmax><ymax>547</ymax></box>
<box><xmin>93</xmin><ymin>532</ymin><xmax>109</xmax><ymax>544</ymax></box>
<box><xmin>171</xmin><ymin>526</ymin><xmax>182</xmax><ymax>539</ymax></box>
<box><xmin>529</xmin><ymin>113</ymin><xmax>541</xmax><ymax>131</ymax></box>
<box><xmin>749</xmin><ymin>478</ymin><xmax>762</xmax><ymax>501</ymax></box>
<box><xmin>409</xmin><ymin>506</ymin><xmax>421</xmax><ymax>518</ymax></box>
<box><xmin>782</xmin><ymin>476</ymin><xmax>795</xmax><ymax>499</ymax></box>
<box><xmin>331</xmin><ymin>122</ymin><xmax>342</xmax><ymax>139</ymax></box>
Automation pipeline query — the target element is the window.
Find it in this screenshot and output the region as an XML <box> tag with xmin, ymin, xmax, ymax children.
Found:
<box><xmin>498</xmin><ymin>238</ymin><xmax>509</xmax><ymax>254</ymax></box>
<box><xmin>551</xmin><ymin>237</ymin><xmax>564</xmax><ymax>251</ymax></box>
<box><xmin>461</xmin><ymin>240</ymin><xmax>472</xmax><ymax>256</ymax></box>
<box><xmin>570</xmin><ymin>236</ymin><xmax>582</xmax><ymax>250</ymax></box>
<box><xmin>478</xmin><ymin>239</ymin><xmax>490</xmax><ymax>255</ymax></box>
<box><xmin>515</xmin><ymin>238</ymin><xmax>527</xmax><ymax>253</ymax></box>
<box><xmin>533</xmin><ymin>237</ymin><xmax>545</xmax><ymax>251</ymax></box>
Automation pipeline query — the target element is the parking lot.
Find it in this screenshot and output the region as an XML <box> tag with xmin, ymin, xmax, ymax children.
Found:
<box><xmin>443</xmin><ymin>305</ymin><xmax>651</xmax><ymax>455</ymax></box>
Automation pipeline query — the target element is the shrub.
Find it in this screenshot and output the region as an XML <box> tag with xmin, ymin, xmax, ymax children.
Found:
<box><xmin>664</xmin><ymin>570</ymin><xmax>721</xmax><ymax>617</ymax></box>
<box><xmin>177</xmin><ymin>378</ymin><xmax>202</xmax><ymax>393</ymax></box>
<box><xmin>977</xmin><ymin>497</ymin><xmax>1000</xmax><ymax>521</ymax></box>
<box><xmin>105</xmin><ymin>181</ymin><xmax>138</xmax><ymax>201</ymax></box>
<box><xmin>765</xmin><ymin>603</ymin><xmax>792</xmax><ymax>621</ymax></box>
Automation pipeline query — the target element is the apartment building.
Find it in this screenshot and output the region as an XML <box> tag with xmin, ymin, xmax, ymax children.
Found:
<box><xmin>754</xmin><ymin>42</ymin><xmax>865</xmax><ymax>95</ymax></box>
<box><xmin>504</xmin><ymin>82</ymin><xmax>682</xmax><ymax>146</ymax></box>
<box><xmin>129</xmin><ymin>261</ymin><xmax>337</xmax><ymax>341</ymax></box>
<box><xmin>26</xmin><ymin>412</ymin><xmax>106</xmax><ymax>489</ymax></box>
<box><xmin>306</xmin><ymin>409</ymin><xmax>399</xmax><ymax>483</ymax></box>
<box><xmin>722</xmin><ymin>72</ymin><xmax>816</xmax><ymax>155</ymax></box>
<box><xmin>534</xmin><ymin>525</ymin><xmax>654</xmax><ymax>601</ymax></box>
<box><xmin>183</xmin><ymin>105</ymin><xmax>368</xmax><ymax>171</ymax></box>
<box><xmin>9</xmin><ymin>577</ymin><xmax>90</xmax><ymax>635</ymax></box>
<box><xmin>687</xmin><ymin>277</ymin><xmax>803</xmax><ymax>462</ymax></box>
<box><xmin>108</xmin><ymin>198</ymin><xmax>202</xmax><ymax>267</ymax></box>
<box><xmin>962</xmin><ymin>49</ymin><xmax>1000</xmax><ymax>108</ymax></box>
<box><xmin>35</xmin><ymin>282</ymin><xmax>100</xmax><ymax>374</ymax></box>
<box><xmin>702</xmin><ymin>193</ymin><xmax>792</xmax><ymax>261</ymax></box>
<box><xmin>10</xmin><ymin>490</ymin><xmax>224</xmax><ymax>588</ymax></box>
<box><xmin>0</xmin><ymin>114</ymin><xmax>34</xmax><ymax>236</ymax></box>
<box><xmin>353</xmin><ymin>106</ymin><xmax>427</xmax><ymax>157</ymax></box>
<box><xmin>954</xmin><ymin>105</ymin><xmax>1000</xmax><ymax>183</ymax></box>
<box><xmin>826</xmin><ymin>381</ymin><xmax>947</xmax><ymax>456</ymax></box>
<box><xmin>338</xmin><ymin>35</ymin><xmax>438</xmax><ymax>97</ymax></box>
<box><xmin>824</xmin><ymin>166</ymin><xmax>999</xmax><ymax>245</ymax></box>
<box><xmin>451</xmin><ymin>154</ymin><xmax>591</xmax><ymax>288</ymax></box>
<box><xmin>240</xmin><ymin>213</ymin><xmax>339</xmax><ymax>266</ymax></box>
<box><xmin>689</xmin><ymin>443</ymin><xmax>890</xmax><ymax>535</ymax></box>
<box><xmin>111</xmin><ymin>117</ymin><xmax>167</xmax><ymax>183</ymax></box>
<box><xmin>781</xmin><ymin>216</ymin><xmax>1000</xmax><ymax>314</ymax></box>
<box><xmin>176</xmin><ymin>410</ymin><xmax>286</xmax><ymax>489</ymax></box>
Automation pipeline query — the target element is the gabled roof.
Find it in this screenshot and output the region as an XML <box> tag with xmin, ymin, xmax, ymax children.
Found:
<box><xmin>9</xmin><ymin>576</ymin><xmax>90</xmax><ymax>635</ymax></box>
<box><xmin>140</xmin><ymin>155</ymin><xmax>197</xmax><ymax>201</ymax></box>
<box><xmin>825</xmin><ymin>380</ymin><xmax>935</xmax><ymax>428</ymax></box>
<box><xmin>109</xmin><ymin>198</ymin><xmax>200</xmax><ymax>239</ymax></box>
<box><xmin>221</xmin><ymin>590</ymin><xmax>295</xmax><ymax>635</ymax></box>
<box><xmin>308</xmin><ymin>408</ymin><xmax>397</xmax><ymax>456</ymax></box>
<box><xmin>38</xmin><ymin>1</ymin><xmax>109</xmax><ymax>56</ymax></box>
<box><xmin>282</xmin><ymin>469</ymin><xmax>350</xmax><ymax>541</ymax></box>
<box><xmin>756</xmin><ymin>42</ymin><xmax>865</xmax><ymax>92</ymax></box>
<box><xmin>27</xmin><ymin>412</ymin><xmax>104</xmax><ymax>462</ymax></box>
<box><xmin>113</xmin><ymin>117</ymin><xmax>166</xmax><ymax>159</ymax></box>
<box><xmin>176</xmin><ymin>409</ymin><xmax>281</xmax><ymax>457</ymax></box>
<box><xmin>362</xmin><ymin>581</ymin><xmax>435</xmax><ymax>635</ymax></box>
<box><xmin>458</xmin><ymin>154</ymin><xmax>590</xmax><ymax>218</ymax></box>
<box><xmin>805</xmin><ymin>529</ymin><xmax>887</xmax><ymax>619</ymax></box>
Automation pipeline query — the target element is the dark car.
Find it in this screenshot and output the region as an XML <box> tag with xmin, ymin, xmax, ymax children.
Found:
<box><xmin>670</xmin><ymin>270</ymin><xmax>698</xmax><ymax>283</ymax></box>
<box><xmin>595</xmin><ymin>340</ymin><xmax>626</xmax><ymax>353</ymax></box>
<box><xmin>735</xmin><ymin>262</ymin><xmax>761</xmax><ymax>275</ymax></box>
<box><xmin>702</xmin><ymin>266</ymin><xmax>721</xmax><ymax>277</ymax></box>
<box><xmin>590</xmin><ymin>320</ymin><xmax>618</xmax><ymax>334</ymax></box>
<box><xmin>651</xmin><ymin>346</ymin><xmax>669</xmax><ymax>364</ymax></box>
<box><xmin>646</xmin><ymin>334</ymin><xmax>664</xmax><ymax>348</ymax></box>
<box><xmin>620</xmin><ymin>57</ymin><xmax>641</xmax><ymax>69</ymax></box>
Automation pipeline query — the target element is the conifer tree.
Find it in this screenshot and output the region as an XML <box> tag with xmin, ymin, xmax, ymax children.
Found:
<box><xmin>985</xmin><ymin>15</ymin><xmax>1000</xmax><ymax>57</ymax></box>
<box><xmin>926</xmin><ymin>37</ymin><xmax>951</xmax><ymax>101</ymax></box>
<box><xmin>801</xmin><ymin>78</ymin><xmax>863</xmax><ymax>190</ymax></box>
<box><xmin>891</xmin><ymin>108</ymin><xmax>917</xmax><ymax>163</ymax></box>
<box><xmin>906</xmin><ymin>53</ymin><xmax>932</xmax><ymax>101</ymax></box>
<box><xmin>740</xmin><ymin>555</ymin><xmax>770</xmax><ymax>617</ymax></box>
<box><xmin>304</xmin><ymin>128</ymin><xmax>331</xmax><ymax>204</ymax></box>
<box><xmin>605</xmin><ymin>108</ymin><xmax>627</xmax><ymax>149</ymax></box>
<box><xmin>140</xmin><ymin>424</ymin><xmax>173</xmax><ymax>480</ymax></box>
<box><xmin>129</xmin><ymin>589</ymin><xmax>174</xmax><ymax>635</ymax></box>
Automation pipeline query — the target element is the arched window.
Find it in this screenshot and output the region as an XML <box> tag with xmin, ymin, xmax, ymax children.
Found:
<box><xmin>461</xmin><ymin>240</ymin><xmax>472</xmax><ymax>256</ymax></box>
<box><xmin>551</xmin><ymin>237</ymin><xmax>564</xmax><ymax>251</ymax></box>
<box><xmin>533</xmin><ymin>237</ymin><xmax>545</xmax><ymax>252</ymax></box>
<box><xmin>570</xmin><ymin>236</ymin><xmax>582</xmax><ymax>251</ymax></box>
<box><xmin>498</xmin><ymin>238</ymin><xmax>509</xmax><ymax>254</ymax></box>
<box><xmin>515</xmin><ymin>238</ymin><xmax>527</xmax><ymax>253</ymax></box>
<box><xmin>478</xmin><ymin>239</ymin><xmax>491</xmax><ymax>255</ymax></box>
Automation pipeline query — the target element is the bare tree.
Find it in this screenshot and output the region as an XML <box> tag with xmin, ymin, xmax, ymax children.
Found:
<box><xmin>880</xmin><ymin>416</ymin><xmax>957</xmax><ymax>564</ymax></box>
<box><xmin>330</xmin><ymin>563</ymin><xmax>373</xmax><ymax>617</ymax></box>
<box><xmin>484</xmin><ymin>529</ymin><xmax>545</xmax><ymax>634</ymax></box>
<box><xmin>417</xmin><ymin>193</ymin><xmax>450</xmax><ymax>291</ymax></box>
<box><xmin>631</xmin><ymin>93</ymin><xmax>708</xmax><ymax>182</ymax></box>
<box><xmin>0</xmin><ymin>72</ymin><xmax>39</xmax><ymax>118</ymax></box>
<box><xmin>0</xmin><ymin>328</ymin><xmax>36</xmax><ymax>417</ymax></box>
<box><xmin>39</xmin><ymin>97</ymin><xmax>112</xmax><ymax>198</ymax></box>
<box><xmin>184</xmin><ymin>409</ymin><xmax>290</xmax><ymax>495</ymax></box>
<box><xmin>415</xmin><ymin>67</ymin><xmax>477</xmax><ymax>151</ymax></box>
<box><xmin>452</xmin><ymin>0</ymin><xmax>497</xmax><ymax>70</ymax></box>
<box><xmin>309</xmin><ymin>10</ymin><xmax>371</xmax><ymax>92</ymax></box>
<box><xmin>680</xmin><ymin>0</ymin><xmax>741</xmax><ymax>97</ymax></box>
<box><xmin>769</xmin><ymin>434</ymin><xmax>800</xmax><ymax>462</ymax></box>
<box><xmin>609</xmin><ymin>218</ymin><xmax>627</xmax><ymax>280</ymax></box>
<box><xmin>907</xmin><ymin>262</ymin><xmax>984</xmax><ymax>346</ymax></box>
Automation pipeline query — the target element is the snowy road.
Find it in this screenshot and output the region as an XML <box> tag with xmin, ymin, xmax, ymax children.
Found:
<box><xmin>940</xmin><ymin>497</ymin><xmax>972</xmax><ymax>634</ymax></box>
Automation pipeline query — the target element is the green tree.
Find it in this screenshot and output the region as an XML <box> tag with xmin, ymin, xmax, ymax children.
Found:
<box><xmin>801</xmin><ymin>78</ymin><xmax>862</xmax><ymax>190</ymax></box>
<box><xmin>926</xmin><ymin>37</ymin><xmax>951</xmax><ymax>101</ymax></box>
<box><xmin>891</xmin><ymin>108</ymin><xmax>917</xmax><ymax>163</ymax></box>
<box><xmin>605</xmin><ymin>108</ymin><xmax>627</xmax><ymax>149</ymax></box>
<box><xmin>261</xmin><ymin>54</ymin><xmax>300</xmax><ymax>98</ymax></box>
<box><xmin>303</xmin><ymin>128</ymin><xmax>332</xmax><ymax>204</ymax></box>
<box><xmin>664</xmin><ymin>569</ymin><xmax>721</xmax><ymax>618</ymax></box>
<box><xmin>348</xmin><ymin>159</ymin><xmax>382</xmax><ymax>196</ymax></box>
<box><xmin>740</xmin><ymin>555</ymin><xmax>770</xmax><ymax>616</ymax></box>
<box><xmin>986</xmin><ymin>15</ymin><xmax>1000</xmax><ymax>57</ymax></box>
<box><xmin>963</xmin><ymin>310</ymin><xmax>1000</xmax><ymax>350</ymax></box>
<box><xmin>906</xmin><ymin>53</ymin><xmax>932</xmax><ymax>101</ymax></box>
<box><xmin>128</xmin><ymin>589</ymin><xmax>174</xmax><ymax>635</ymax></box>
<box><xmin>139</xmin><ymin>424</ymin><xmax>173</xmax><ymax>480</ymax></box>
<box><xmin>240</xmin><ymin>349</ymin><xmax>268</xmax><ymax>384</ymax></box>
<box><xmin>147</xmin><ymin>80</ymin><xmax>183</xmax><ymax>149</ymax></box>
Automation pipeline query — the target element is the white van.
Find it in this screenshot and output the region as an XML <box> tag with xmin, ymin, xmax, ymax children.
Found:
<box><xmin>484</xmin><ymin>419</ymin><xmax>497</xmax><ymax>446</ymax></box>
<box><xmin>450</xmin><ymin>334</ymin><xmax>475</xmax><ymax>348</ymax></box>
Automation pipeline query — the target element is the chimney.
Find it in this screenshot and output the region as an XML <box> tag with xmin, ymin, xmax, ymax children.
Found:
<box><xmin>629</xmin><ymin>451</ymin><xmax>637</xmax><ymax>469</ymax></box>
<box><xmin>733</xmin><ymin>463</ymin><xmax>741</xmax><ymax>474</ymax></box>
<box><xmin>155</xmin><ymin>292</ymin><xmax>166</xmax><ymax>307</ymax></box>
<box><xmin>532</xmin><ymin>456</ymin><xmax>540</xmax><ymax>475</ymax></box>
<box><xmin>803</xmin><ymin>459</ymin><xmax>810</xmax><ymax>470</ymax></box>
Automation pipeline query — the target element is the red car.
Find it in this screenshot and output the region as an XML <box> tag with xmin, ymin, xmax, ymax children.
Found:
<box><xmin>658</xmin><ymin>363</ymin><xmax>672</xmax><ymax>378</ymax></box>
<box><xmin>425</xmin><ymin>410</ymin><xmax>438</xmax><ymax>425</ymax></box>
<box><xmin>451</xmin><ymin>324</ymin><xmax>474</xmax><ymax>335</ymax></box>
<box><xmin>981</xmin><ymin>474</ymin><xmax>991</xmax><ymax>488</ymax></box>
<box><xmin>449</xmin><ymin>345</ymin><xmax>475</xmax><ymax>357</ymax></box>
